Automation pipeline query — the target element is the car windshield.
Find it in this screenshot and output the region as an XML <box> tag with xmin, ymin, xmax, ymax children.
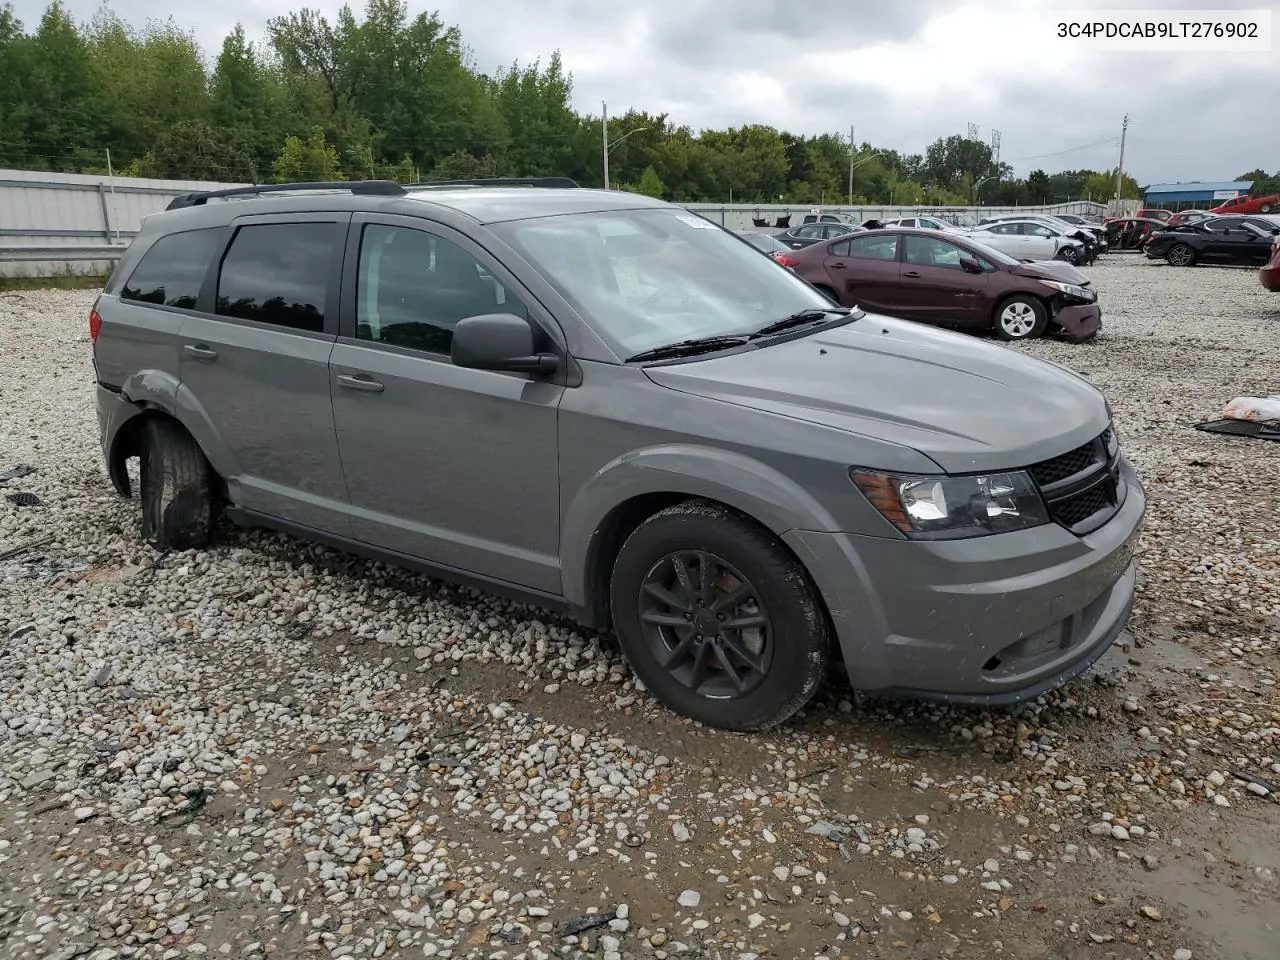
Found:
<box><xmin>494</xmin><ymin>208</ymin><xmax>834</xmax><ymax>357</ymax></box>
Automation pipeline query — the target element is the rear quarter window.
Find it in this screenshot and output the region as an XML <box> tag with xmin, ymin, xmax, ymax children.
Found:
<box><xmin>120</xmin><ymin>228</ymin><xmax>223</xmax><ymax>310</ymax></box>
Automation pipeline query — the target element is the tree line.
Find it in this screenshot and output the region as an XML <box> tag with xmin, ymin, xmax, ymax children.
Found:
<box><xmin>2</xmin><ymin>1</ymin><xmax>1276</xmax><ymax>206</ymax></box>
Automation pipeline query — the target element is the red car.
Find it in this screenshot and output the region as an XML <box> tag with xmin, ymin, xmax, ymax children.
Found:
<box><xmin>1135</xmin><ymin>208</ymin><xmax>1173</xmax><ymax>221</ymax></box>
<box><xmin>1211</xmin><ymin>193</ymin><xmax>1280</xmax><ymax>215</ymax></box>
<box><xmin>1262</xmin><ymin>233</ymin><xmax>1280</xmax><ymax>291</ymax></box>
<box><xmin>776</xmin><ymin>227</ymin><xmax>1101</xmax><ymax>343</ymax></box>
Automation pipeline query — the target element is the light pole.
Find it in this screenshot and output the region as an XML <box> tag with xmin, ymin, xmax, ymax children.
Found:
<box><xmin>601</xmin><ymin>103</ymin><xmax>650</xmax><ymax>190</ymax></box>
<box><xmin>973</xmin><ymin>174</ymin><xmax>996</xmax><ymax>205</ymax></box>
<box><xmin>845</xmin><ymin>151</ymin><xmax>886</xmax><ymax>204</ymax></box>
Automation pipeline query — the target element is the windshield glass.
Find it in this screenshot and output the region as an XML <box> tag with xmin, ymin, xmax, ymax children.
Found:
<box><xmin>494</xmin><ymin>208</ymin><xmax>834</xmax><ymax>357</ymax></box>
<box><xmin>742</xmin><ymin>232</ymin><xmax>789</xmax><ymax>254</ymax></box>
<box><xmin>961</xmin><ymin>235</ymin><xmax>1021</xmax><ymax>266</ymax></box>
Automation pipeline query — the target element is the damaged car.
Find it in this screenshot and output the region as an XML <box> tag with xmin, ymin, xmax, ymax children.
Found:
<box><xmin>782</xmin><ymin>226</ymin><xmax>1102</xmax><ymax>342</ymax></box>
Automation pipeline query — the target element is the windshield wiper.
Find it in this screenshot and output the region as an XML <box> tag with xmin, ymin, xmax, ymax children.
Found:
<box><xmin>625</xmin><ymin>335</ymin><xmax>752</xmax><ymax>363</ymax></box>
<box><xmin>751</xmin><ymin>307</ymin><xmax>852</xmax><ymax>338</ymax></box>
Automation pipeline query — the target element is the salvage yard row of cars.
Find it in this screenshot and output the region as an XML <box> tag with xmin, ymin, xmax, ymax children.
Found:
<box><xmin>92</xmin><ymin>177</ymin><xmax>1144</xmax><ymax>732</ymax></box>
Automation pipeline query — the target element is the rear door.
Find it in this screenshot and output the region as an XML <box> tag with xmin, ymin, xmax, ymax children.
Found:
<box><xmin>833</xmin><ymin>232</ymin><xmax>902</xmax><ymax>311</ymax></box>
<box><xmin>178</xmin><ymin>213</ymin><xmax>351</xmax><ymax>535</ymax></box>
<box><xmin>898</xmin><ymin>234</ymin><xmax>986</xmax><ymax>326</ymax></box>
<box><xmin>1200</xmin><ymin>217</ymin><xmax>1249</xmax><ymax>261</ymax></box>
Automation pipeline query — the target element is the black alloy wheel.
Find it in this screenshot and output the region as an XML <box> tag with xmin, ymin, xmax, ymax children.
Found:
<box><xmin>637</xmin><ymin>550</ymin><xmax>772</xmax><ymax>700</ymax></box>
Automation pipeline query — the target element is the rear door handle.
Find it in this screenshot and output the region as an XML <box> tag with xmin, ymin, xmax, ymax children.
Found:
<box><xmin>903</xmin><ymin>270</ymin><xmax>921</xmax><ymax>278</ymax></box>
<box><xmin>183</xmin><ymin>344</ymin><xmax>218</xmax><ymax>361</ymax></box>
<box><xmin>337</xmin><ymin>374</ymin><xmax>385</xmax><ymax>393</ymax></box>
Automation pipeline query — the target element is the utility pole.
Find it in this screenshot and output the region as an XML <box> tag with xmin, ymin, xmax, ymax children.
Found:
<box><xmin>602</xmin><ymin>102</ymin><xmax>610</xmax><ymax>190</ymax></box>
<box><xmin>1114</xmin><ymin>113</ymin><xmax>1130</xmax><ymax>208</ymax></box>
<box><xmin>847</xmin><ymin>125</ymin><xmax>854</xmax><ymax>205</ymax></box>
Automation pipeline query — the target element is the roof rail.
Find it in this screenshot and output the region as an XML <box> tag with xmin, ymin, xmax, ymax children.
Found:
<box><xmin>407</xmin><ymin>177</ymin><xmax>580</xmax><ymax>189</ymax></box>
<box><xmin>165</xmin><ymin>180</ymin><xmax>407</xmax><ymax>211</ymax></box>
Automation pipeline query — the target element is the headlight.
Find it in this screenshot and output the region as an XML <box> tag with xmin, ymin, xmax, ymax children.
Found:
<box><xmin>851</xmin><ymin>469</ymin><xmax>1050</xmax><ymax>540</ymax></box>
<box><xmin>1038</xmin><ymin>278</ymin><xmax>1096</xmax><ymax>301</ymax></box>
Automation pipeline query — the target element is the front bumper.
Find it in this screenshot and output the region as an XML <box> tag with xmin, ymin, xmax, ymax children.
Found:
<box><xmin>1052</xmin><ymin>302</ymin><xmax>1101</xmax><ymax>342</ymax></box>
<box><xmin>785</xmin><ymin>459</ymin><xmax>1146</xmax><ymax>706</ymax></box>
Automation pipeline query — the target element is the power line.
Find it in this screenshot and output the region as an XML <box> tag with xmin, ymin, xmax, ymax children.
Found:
<box><xmin>1003</xmin><ymin>136</ymin><xmax>1120</xmax><ymax>164</ymax></box>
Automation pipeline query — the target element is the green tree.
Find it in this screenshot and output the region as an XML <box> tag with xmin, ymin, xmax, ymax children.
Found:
<box><xmin>427</xmin><ymin>148</ymin><xmax>497</xmax><ymax>180</ymax></box>
<box><xmin>212</xmin><ymin>25</ymin><xmax>287</xmax><ymax>171</ymax></box>
<box><xmin>629</xmin><ymin>165</ymin><xmax>665</xmax><ymax>198</ymax></box>
<box><xmin>272</xmin><ymin>127</ymin><xmax>345</xmax><ymax>181</ymax></box>
<box><xmin>1237</xmin><ymin>169</ymin><xmax>1280</xmax><ymax>197</ymax></box>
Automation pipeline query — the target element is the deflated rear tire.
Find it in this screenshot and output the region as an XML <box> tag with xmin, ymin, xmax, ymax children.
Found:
<box><xmin>140</xmin><ymin>418</ymin><xmax>215</xmax><ymax>551</ymax></box>
<box><xmin>609</xmin><ymin>500</ymin><xmax>830</xmax><ymax>731</ymax></box>
<box><xmin>994</xmin><ymin>295</ymin><xmax>1048</xmax><ymax>341</ymax></box>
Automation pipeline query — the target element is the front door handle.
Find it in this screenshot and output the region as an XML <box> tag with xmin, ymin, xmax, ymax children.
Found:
<box><xmin>184</xmin><ymin>344</ymin><xmax>218</xmax><ymax>361</ymax></box>
<box><xmin>829</xmin><ymin>261</ymin><xmax>846</xmax><ymax>269</ymax></box>
<box><xmin>903</xmin><ymin>270</ymin><xmax>921</xmax><ymax>278</ymax></box>
<box><xmin>337</xmin><ymin>374</ymin><xmax>385</xmax><ymax>393</ymax></box>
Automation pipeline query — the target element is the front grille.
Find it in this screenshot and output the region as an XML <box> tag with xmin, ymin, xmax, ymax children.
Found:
<box><xmin>1052</xmin><ymin>482</ymin><xmax>1114</xmax><ymax>526</ymax></box>
<box><xmin>1028</xmin><ymin>439</ymin><xmax>1103</xmax><ymax>486</ymax></box>
<box><xmin>1027</xmin><ymin>428</ymin><xmax>1122</xmax><ymax>534</ymax></box>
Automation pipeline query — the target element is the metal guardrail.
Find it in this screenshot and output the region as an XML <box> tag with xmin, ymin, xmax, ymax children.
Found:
<box><xmin>0</xmin><ymin>245</ymin><xmax>127</xmax><ymax>263</ymax></box>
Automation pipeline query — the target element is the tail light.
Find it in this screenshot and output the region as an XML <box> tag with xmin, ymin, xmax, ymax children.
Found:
<box><xmin>89</xmin><ymin>301</ymin><xmax>103</xmax><ymax>343</ymax></box>
<box><xmin>775</xmin><ymin>254</ymin><xmax>800</xmax><ymax>269</ymax></box>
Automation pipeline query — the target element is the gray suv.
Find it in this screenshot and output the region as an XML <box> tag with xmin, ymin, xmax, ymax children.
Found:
<box><xmin>92</xmin><ymin>178</ymin><xmax>1146</xmax><ymax>731</ymax></box>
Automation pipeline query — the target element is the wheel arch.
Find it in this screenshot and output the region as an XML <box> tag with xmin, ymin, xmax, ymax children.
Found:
<box><xmin>562</xmin><ymin>445</ymin><xmax>846</xmax><ymax>630</ymax></box>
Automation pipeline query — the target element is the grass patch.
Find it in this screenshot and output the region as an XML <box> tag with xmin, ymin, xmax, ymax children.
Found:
<box><xmin>0</xmin><ymin>274</ymin><xmax>108</xmax><ymax>292</ymax></box>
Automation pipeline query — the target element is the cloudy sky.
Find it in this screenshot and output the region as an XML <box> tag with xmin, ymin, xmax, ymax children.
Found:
<box><xmin>12</xmin><ymin>0</ymin><xmax>1280</xmax><ymax>185</ymax></box>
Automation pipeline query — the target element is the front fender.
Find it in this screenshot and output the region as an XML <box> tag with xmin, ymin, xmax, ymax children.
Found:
<box><xmin>560</xmin><ymin>443</ymin><xmax>846</xmax><ymax>610</ymax></box>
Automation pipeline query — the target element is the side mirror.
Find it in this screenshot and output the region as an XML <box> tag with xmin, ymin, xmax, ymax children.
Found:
<box><xmin>959</xmin><ymin>256</ymin><xmax>984</xmax><ymax>274</ymax></box>
<box><xmin>451</xmin><ymin>313</ymin><xmax>558</xmax><ymax>375</ymax></box>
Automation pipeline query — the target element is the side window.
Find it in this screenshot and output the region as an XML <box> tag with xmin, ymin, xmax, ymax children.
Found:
<box><xmin>829</xmin><ymin>239</ymin><xmax>852</xmax><ymax>256</ymax></box>
<box><xmin>121</xmin><ymin>228</ymin><xmax>222</xmax><ymax>309</ymax></box>
<box><xmin>1025</xmin><ymin>224</ymin><xmax>1055</xmax><ymax>237</ymax></box>
<box><xmin>356</xmin><ymin>223</ymin><xmax>525</xmax><ymax>356</ymax></box>
<box><xmin>216</xmin><ymin>223</ymin><xmax>334</xmax><ymax>333</ymax></box>
<box><xmin>990</xmin><ymin>223</ymin><xmax>1017</xmax><ymax>235</ymax></box>
<box><xmin>847</xmin><ymin>234</ymin><xmax>900</xmax><ymax>261</ymax></box>
<box><xmin>904</xmin><ymin>235</ymin><xmax>965</xmax><ymax>269</ymax></box>
<box><xmin>795</xmin><ymin>225</ymin><xmax>824</xmax><ymax>238</ymax></box>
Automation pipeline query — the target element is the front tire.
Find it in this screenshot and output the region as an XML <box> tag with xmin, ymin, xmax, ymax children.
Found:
<box><xmin>609</xmin><ymin>500</ymin><xmax>830</xmax><ymax>731</ymax></box>
<box><xmin>139</xmin><ymin>418</ymin><xmax>215</xmax><ymax>550</ymax></box>
<box><xmin>994</xmin><ymin>295</ymin><xmax>1048</xmax><ymax>341</ymax></box>
<box><xmin>1166</xmin><ymin>243</ymin><xmax>1196</xmax><ymax>267</ymax></box>
<box><xmin>1260</xmin><ymin>203</ymin><xmax>1274</xmax><ymax>213</ymax></box>
<box><xmin>1057</xmin><ymin>246</ymin><xmax>1080</xmax><ymax>265</ymax></box>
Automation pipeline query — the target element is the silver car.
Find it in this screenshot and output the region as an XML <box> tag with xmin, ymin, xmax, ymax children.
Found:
<box><xmin>92</xmin><ymin>178</ymin><xmax>1145</xmax><ymax>731</ymax></box>
<box><xmin>967</xmin><ymin>219</ymin><xmax>1089</xmax><ymax>263</ymax></box>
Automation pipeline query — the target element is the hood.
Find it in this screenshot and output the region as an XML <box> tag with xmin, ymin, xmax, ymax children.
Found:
<box><xmin>1010</xmin><ymin>260</ymin><xmax>1090</xmax><ymax>284</ymax></box>
<box><xmin>644</xmin><ymin>316</ymin><xmax>1109</xmax><ymax>474</ymax></box>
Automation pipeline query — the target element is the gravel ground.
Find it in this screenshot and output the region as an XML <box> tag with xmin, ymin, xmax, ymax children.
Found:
<box><xmin>1</xmin><ymin>259</ymin><xmax>1278</xmax><ymax>960</ymax></box>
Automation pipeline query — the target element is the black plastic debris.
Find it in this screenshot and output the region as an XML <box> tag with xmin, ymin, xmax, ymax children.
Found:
<box><xmin>0</xmin><ymin>464</ymin><xmax>35</xmax><ymax>482</ymax></box>
<box><xmin>1193</xmin><ymin>418</ymin><xmax>1280</xmax><ymax>442</ymax></box>
<box><xmin>5</xmin><ymin>492</ymin><xmax>42</xmax><ymax>507</ymax></box>
<box><xmin>561</xmin><ymin>911</ymin><xmax>616</xmax><ymax>937</ymax></box>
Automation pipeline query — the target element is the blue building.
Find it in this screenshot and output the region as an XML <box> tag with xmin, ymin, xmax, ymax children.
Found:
<box><xmin>1142</xmin><ymin>180</ymin><xmax>1252</xmax><ymax>211</ymax></box>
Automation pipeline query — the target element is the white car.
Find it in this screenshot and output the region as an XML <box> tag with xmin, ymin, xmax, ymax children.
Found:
<box><xmin>880</xmin><ymin>215</ymin><xmax>962</xmax><ymax>232</ymax></box>
<box><xmin>966</xmin><ymin>219</ymin><xmax>1088</xmax><ymax>264</ymax></box>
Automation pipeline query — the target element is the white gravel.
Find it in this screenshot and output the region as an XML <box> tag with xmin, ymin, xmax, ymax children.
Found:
<box><xmin>1</xmin><ymin>259</ymin><xmax>1278</xmax><ymax>960</ymax></box>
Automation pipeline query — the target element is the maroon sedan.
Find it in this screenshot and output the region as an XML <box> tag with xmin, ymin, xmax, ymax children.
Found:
<box><xmin>776</xmin><ymin>228</ymin><xmax>1101</xmax><ymax>342</ymax></box>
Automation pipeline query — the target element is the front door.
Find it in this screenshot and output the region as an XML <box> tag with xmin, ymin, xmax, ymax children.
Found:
<box><xmin>328</xmin><ymin>214</ymin><xmax>564</xmax><ymax>594</ymax></box>
<box><xmin>178</xmin><ymin>213</ymin><xmax>352</xmax><ymax>534</ymax></box>
<box><xmin>1016</xmin><ymin>223</ymin><xmax>1058</xmax><ymax>259</ymax></box>
<box><xmin>896</xmin><ymin>234</ymin><xmax>987</xmax><ymax>326</ymax></box>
